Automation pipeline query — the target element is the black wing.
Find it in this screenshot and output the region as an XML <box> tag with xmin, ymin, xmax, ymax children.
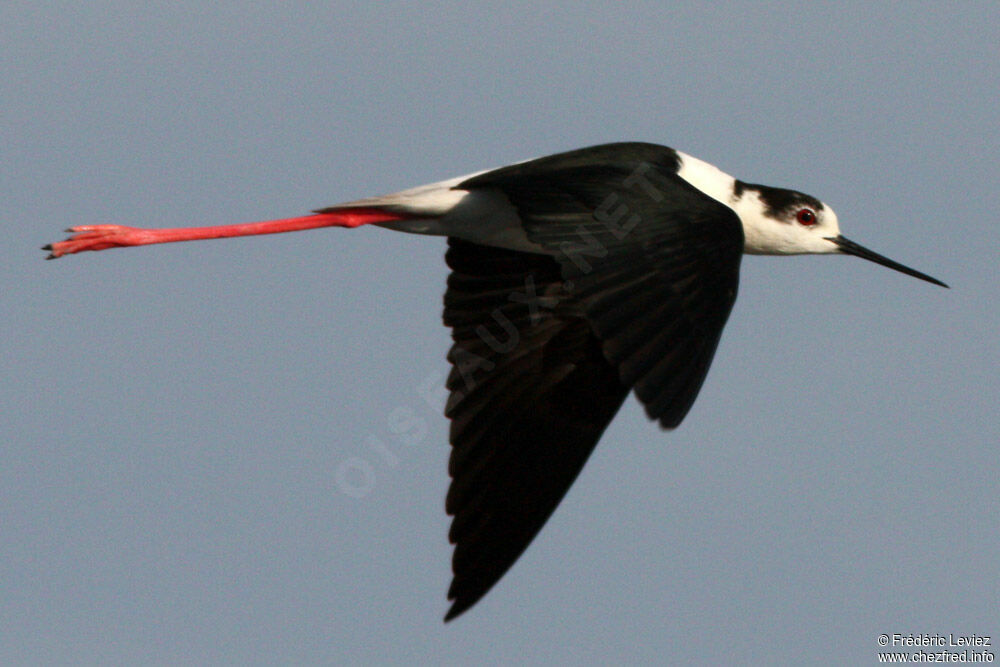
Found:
<box><xmin>442</xmin><ymin>238</ymin><xmax>629</xmax><ymax>621</ymax></box>
<box><xmin>459</xmin><ymin>143</ymin><xmax>744</xmax><ymax>427</ymax></box>
<box><xmin>443</xmin><ymin>143</ymin><xmax>744</xmax><ymax>620</ymax></box>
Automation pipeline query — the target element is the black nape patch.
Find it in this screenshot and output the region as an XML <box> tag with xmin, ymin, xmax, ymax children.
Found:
<box><xmin>735</xmin><ymin>181</ymin><xmax>824</xmax><ymax>219</ymax></box>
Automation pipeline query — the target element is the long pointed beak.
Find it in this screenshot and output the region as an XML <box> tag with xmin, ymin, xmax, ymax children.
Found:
<box><xmin>825</xmin><ymin>235</ymin><xmax>948</xmax><ymax>288</ymax></box>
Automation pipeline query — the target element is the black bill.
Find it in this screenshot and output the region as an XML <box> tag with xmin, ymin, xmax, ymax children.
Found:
<box><xmin>825</xmin><ymin>235</ymin><xmax>948</xmax><ymax>288</ymax></box>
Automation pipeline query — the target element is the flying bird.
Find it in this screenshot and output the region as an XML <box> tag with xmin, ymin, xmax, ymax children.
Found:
<box><xmin>44</xmin><ymin>142</ymin><xmax>947</xmax><ymax>621</ymax></box>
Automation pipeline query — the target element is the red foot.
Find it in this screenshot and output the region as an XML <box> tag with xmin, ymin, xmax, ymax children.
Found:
<box><xmin>43</xmin><ymin>225</ymin><xmax>150</xmax><ymax>259</ymax></box>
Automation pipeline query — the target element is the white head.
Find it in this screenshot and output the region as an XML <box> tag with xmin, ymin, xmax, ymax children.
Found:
<box><xmin>733</xmin><ymin>182</ymin><xmax>947</xmax><ymax>287</ymax></box>
<box><xmin>734</xmin><ymin>182</ymin><xmax>841</xmax><ymax>255</ymax></box>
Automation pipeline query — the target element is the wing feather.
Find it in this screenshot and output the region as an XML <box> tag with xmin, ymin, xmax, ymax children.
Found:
<box><xmin>442</xmin><ymin>143</ymin><xmax>744</xmax><ymax>620</ymax></box>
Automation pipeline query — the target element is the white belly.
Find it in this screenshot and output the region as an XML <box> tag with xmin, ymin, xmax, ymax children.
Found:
<box><xmin>345</xmin><ymin>171</ymin><xmax>544</xmax><ymax>253</ymax></box>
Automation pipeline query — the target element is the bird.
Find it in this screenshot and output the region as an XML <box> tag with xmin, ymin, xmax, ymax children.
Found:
<box><xmin>44</xmin><ymin>142</ymin><xmax>948</xmax><ymax>621</ymax></box>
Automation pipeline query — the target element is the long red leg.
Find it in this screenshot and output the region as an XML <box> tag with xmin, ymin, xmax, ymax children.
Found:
<box><xmin>43</xmin><ymin>208</ymin><xmax>412</xmax><ymax>259</ymax></box>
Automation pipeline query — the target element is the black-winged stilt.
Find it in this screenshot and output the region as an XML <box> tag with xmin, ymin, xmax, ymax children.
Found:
<box><xmin>45</xmin><ymin>142</ymin><xmax>947</xmax><ymax>621</ymax></box>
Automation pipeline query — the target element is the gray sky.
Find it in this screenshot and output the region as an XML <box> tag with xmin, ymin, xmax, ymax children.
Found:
<box><xmin>3</xmin><ymin>2</ymin><xmax>997</xmax><ymax>664</ymax></box>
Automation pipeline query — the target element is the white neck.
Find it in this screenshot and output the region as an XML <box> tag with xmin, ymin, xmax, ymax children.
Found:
<box><xmin>676</xmin><ymin>151</ymin><xmax>839</xmax><ymax>255</ymax></box>
<box><xmin>675</xmin><ymin>151</ymin><xmax>739</xmax><ymax>207</ymax></box>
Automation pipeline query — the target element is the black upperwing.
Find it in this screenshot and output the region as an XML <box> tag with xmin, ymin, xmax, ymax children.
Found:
<box><xmin>442</xmin><ymin>143</ymin><xmax>744</xmax><ymax>620</ymax></box>
<box><xmin>460</xmin><ymin>143</ymin><xmax>744</xmax><ymax>427</ymax></box>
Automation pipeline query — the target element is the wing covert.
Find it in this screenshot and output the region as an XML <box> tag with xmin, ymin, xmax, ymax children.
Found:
<box><xmin>459</xmin><ymin>142</ymin><xmax>744</xmax><ymax>427</ymax></box>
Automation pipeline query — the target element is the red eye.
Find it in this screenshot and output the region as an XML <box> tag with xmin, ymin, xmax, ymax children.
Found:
<box><xmin>796</xmin><ymin>208</ymin><xmax>817</xmax><ymax>226</ymax></box>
